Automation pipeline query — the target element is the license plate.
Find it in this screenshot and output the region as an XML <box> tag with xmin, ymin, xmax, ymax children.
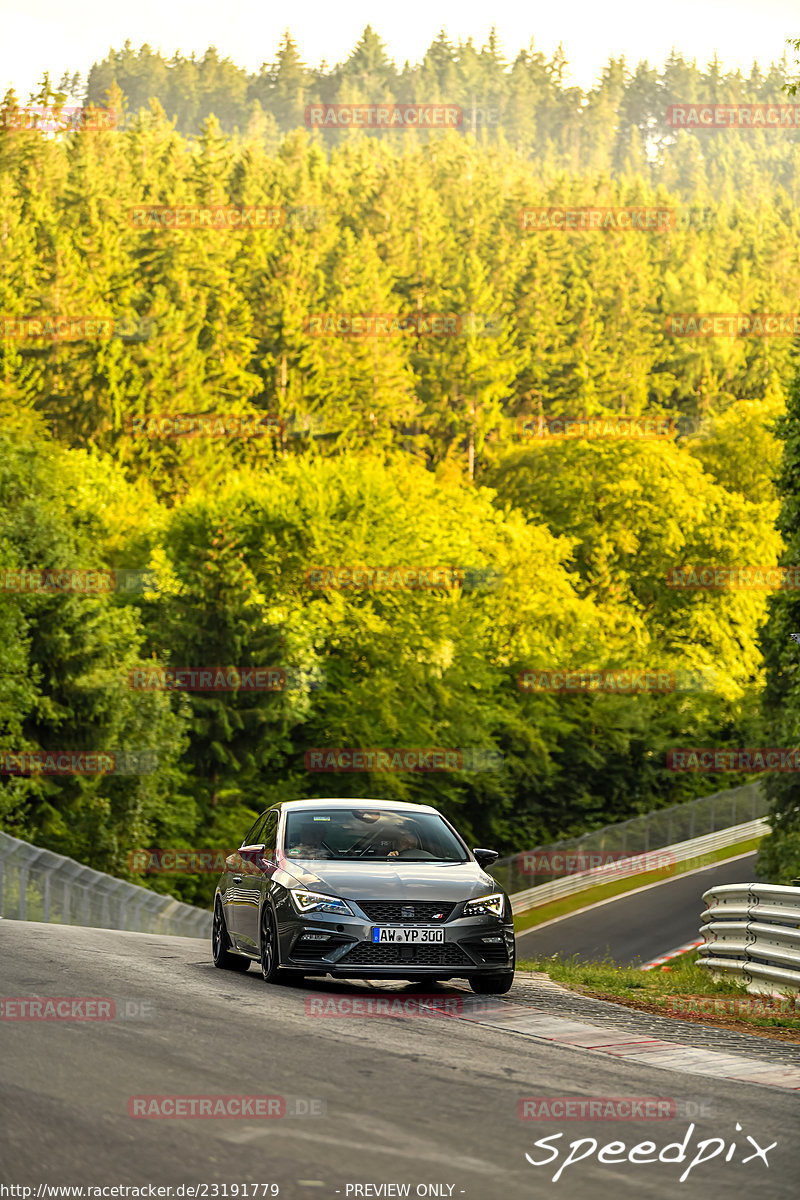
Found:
<box><xmin>371</xmin><ymin>926</ymin><xmax>445</xmax><ymax>944</ymax></box>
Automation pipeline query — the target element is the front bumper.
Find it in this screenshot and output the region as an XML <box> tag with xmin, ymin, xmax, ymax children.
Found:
<box><xmin>274</xmin><ymin>893</ymin><xmax>515</xmax><ymax>977</ymax></box>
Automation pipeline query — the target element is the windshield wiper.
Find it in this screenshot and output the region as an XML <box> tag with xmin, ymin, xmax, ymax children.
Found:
<box><xmin>338</xmin><ymin>855</ymin><xmax>454</xmax><ymax>862</ymax></box>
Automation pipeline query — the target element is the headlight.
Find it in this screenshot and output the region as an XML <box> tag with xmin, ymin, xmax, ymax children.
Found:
<box><xmin>463</xmin><ymin>892</ymin><xmax>505</xmax><ymax>918</ymax></box>
<box><xmin>290</xmin><ymin>889</ymin><xmax>354</xmax><ymax>916</ymax></box>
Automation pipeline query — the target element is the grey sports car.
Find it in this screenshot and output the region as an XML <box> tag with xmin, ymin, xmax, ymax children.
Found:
<box><xmin>212</xmin><ymin>798</ymin><xmax>515</xmax><ymax>993</ymax></box>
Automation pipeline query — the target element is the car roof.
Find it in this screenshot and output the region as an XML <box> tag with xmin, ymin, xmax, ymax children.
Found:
<box><xmin>273</xmin><ymin>798</ymin><xmax>440</xmax><ymax>815</ymax></box>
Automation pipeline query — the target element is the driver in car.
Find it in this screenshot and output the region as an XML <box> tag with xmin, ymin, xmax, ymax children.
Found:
<box><xmin>387</xmin><ymin>829</ymin><xmax>420</xmax><ymax>858</ymax></box>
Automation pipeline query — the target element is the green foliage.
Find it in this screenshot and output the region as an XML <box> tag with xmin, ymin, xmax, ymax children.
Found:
<box><xmin>759</xmin><ymin>367</ymin><xmax>800</xmax><ymax>882</ymax></box>
<box><xmin>0</xmin><ymin>428</ymin><xmax>187</xmax><ymax>874</ymax></box>
<box><xmin>78</xmin><ymin>34</ymin><xmax>800</xmax><ymax>196</ymax></box>
<box><xmin>1</xmin><ymin>38</ymin><xmax>797</xmax><ymax>896</ymax></box>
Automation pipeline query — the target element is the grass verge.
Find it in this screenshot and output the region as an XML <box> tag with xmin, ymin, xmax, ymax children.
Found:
<box><xmin>517</xmin><ymin>947</ymin><xmax>800</xmax><ymax>1043</ymax></box>
<box><xmin>513</xmin><ymin>836</ymin><xmax>763</xmax><ymax>935</ymax></box>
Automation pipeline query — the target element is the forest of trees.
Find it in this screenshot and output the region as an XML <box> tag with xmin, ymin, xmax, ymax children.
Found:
<box><xmin>72</xmin><ymin>28</ymin><xmax>800</xmax><ymax>168</ymax></box>
<box><xmin>2</xmin><ymin>30</ymin><xmax>800</xmax><ymax>903</ymax></box>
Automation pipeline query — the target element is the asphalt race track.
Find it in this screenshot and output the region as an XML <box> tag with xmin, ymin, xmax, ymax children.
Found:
<box><xmin>516</xmin><ymin>852</ymin><xmax>760</xmax><ymax>966</ymax></box>
<box><xmin>1</xmin><ymin>920</ymin><xmax>798</xmax><ymax>1200</ymax></box>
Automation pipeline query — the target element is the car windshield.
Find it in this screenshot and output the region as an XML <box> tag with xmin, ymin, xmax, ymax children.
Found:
<box><xmin>282</xmin><ymin>809</ymin><xmax>468</xmax><ymax>862</ymax></box>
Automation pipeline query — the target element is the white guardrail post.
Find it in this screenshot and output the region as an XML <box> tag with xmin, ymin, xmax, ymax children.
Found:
<box><xmin>0</xmin><ymin>830</ymin><xmax>212</xmax><ymax>939</ymax></box>
<box><xmin>698</xmin><ymin>883</ymin><xmax>800</xmax><ymax>995</ymax></box>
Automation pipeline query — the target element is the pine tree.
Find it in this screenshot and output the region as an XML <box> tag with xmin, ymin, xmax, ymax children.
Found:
<box><xmin>250</xmin><ymin>33</ymin><xmax>310</xmax><ymax>132</ymax></box>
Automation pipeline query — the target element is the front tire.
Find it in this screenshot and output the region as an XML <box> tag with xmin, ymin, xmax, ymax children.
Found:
<box><xmin>212</xmin><ymin>900</ymin><xmax>250</xmax><ymax>972</ymax></box>
<box><xmin>469</xmin><ymin>971</ymin><xmax>514</xmax><ymax>994</ymax></box>
<box><xmin>259</xmin><ymin>903</ymin><xmax>282</xmax><ymax>984</ymax></box>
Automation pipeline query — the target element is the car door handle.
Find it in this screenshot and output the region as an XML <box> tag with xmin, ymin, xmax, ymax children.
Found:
<box><xmin>232</xmin><ymin>874</ymin><xmax>243</xmax><ymax>883</ymax></box>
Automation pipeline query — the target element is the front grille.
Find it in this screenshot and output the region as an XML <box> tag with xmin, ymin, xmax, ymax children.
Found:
<box><xmin>358</xmin><ymin>901</ymin><xmax>456</xmax><ymax>924</ymax></box>
<box><xmin>338</xmin><ymin>942</ymin><xmax>472</xmax><ymax>967</ymax></box>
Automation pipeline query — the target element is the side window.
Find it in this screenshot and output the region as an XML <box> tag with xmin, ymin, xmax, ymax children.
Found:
<box><xmin>241</xmin><ymin>812</ymin><xmax>268</xmax><ymax>848</ymax></box>
<box><xmin>261</xmin><ymin>811</ymin><xmax>279</xmax><ymax>859</ymax></box>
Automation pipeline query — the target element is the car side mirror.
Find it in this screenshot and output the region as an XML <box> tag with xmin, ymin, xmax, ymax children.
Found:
<box><xmin>473</xmin><ymin>848</ymin><xmax>499</xmax><ymax>868</ymax></box>
<box><xmin>239</xmin><ymin>843</ymin><xmax>268</xmax><ymax>873</ymax></box>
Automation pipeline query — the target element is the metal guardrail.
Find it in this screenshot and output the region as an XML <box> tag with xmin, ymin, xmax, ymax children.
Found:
<box><xmin>0</xmin><ymin>831</ymin><xmax>211</xmax><ymax>938</ymax></box>
<box><xmin>698</xmin><ymin>883</ymin><xmax>800</xmax><ymax>995</ymax></box>
<box><xmin>506</xmin><ymin>817</ymin><xmax>769</xmax><ymax>915</ymax></box>
<box><xmin>491</xmin><ymin>781</ymin><xmax>766</xmax><ymax>897</ymax></box>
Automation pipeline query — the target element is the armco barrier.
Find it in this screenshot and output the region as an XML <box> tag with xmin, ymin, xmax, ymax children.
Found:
<box><xmin>0</xmin><ymin>831</ymin><xmax>211</xmax><ymax>938</ymax></box>
<box><xmin>698</xmin><ymin>883</ymin><xmax>800</xmax><ymax>996</ymax></box>
<box><xmin>491</xmin><ymin>781</ymin><xmax>766</xmax><ymax>897</ymax></box>
<box><xmin>506</xmin><ymin>817</ymin><xmax>769</xmax><ymax>916</ymax></box>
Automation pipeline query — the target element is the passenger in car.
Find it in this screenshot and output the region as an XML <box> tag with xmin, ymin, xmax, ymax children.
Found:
<box><xmin>286</xmin><ymin>824</ymin><xmax>330</xmax><ymax>858</ymax></box>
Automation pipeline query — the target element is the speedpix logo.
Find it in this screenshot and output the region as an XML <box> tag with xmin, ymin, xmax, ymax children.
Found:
<box><xmin>525</xmin><ymin>1121</ymin><xmax>776</xmax><ymax>1183</ymax></box>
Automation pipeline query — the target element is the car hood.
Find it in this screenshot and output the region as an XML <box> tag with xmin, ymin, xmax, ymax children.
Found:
<box><xmin>279</xmin><ymin>858</ymin><xmax>498</xmax><ymax>901</ymax></box>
